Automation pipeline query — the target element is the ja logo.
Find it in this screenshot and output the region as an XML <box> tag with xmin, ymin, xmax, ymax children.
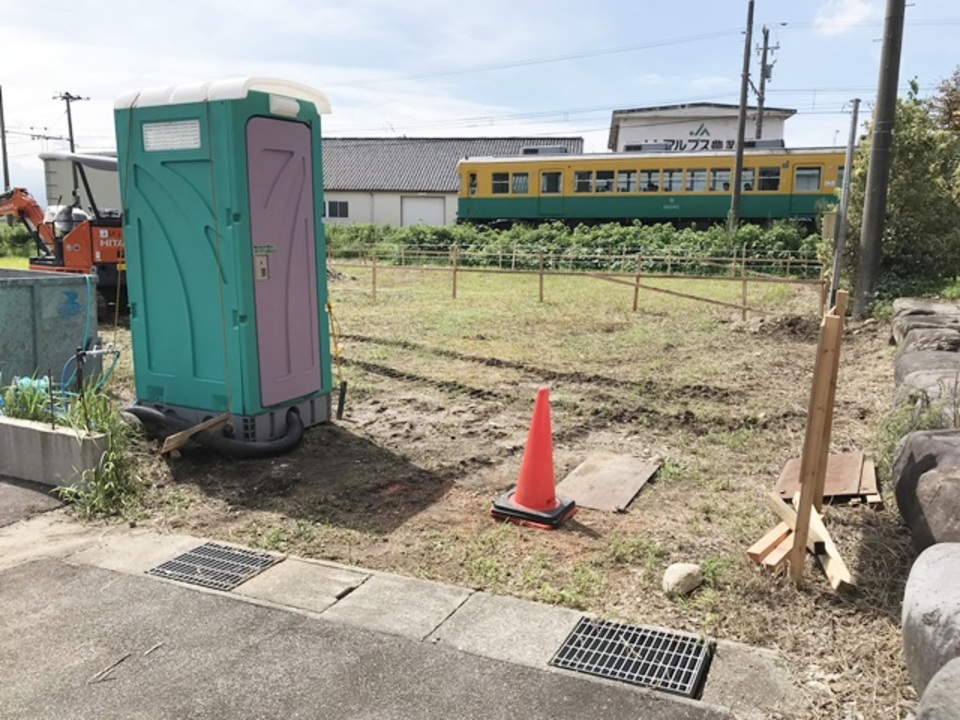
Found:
<box><xmin>688</xmin><ymin>123</ymin><xmax>711</xmax><ymax>138</ymax></box>
<box><xmin>57</xmin><ymin>291</ymin><xmax>83</xmax><ymax>318</ymax></box>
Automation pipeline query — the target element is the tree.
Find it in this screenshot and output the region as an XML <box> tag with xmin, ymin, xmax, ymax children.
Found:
<box><xmin>842</xmin><ymin>80</ymin><xmax>960</xmax><ymax>294</ymax></box>
<box><xmin>928</xmin><ymin>67</ymin><xmax>960</xmax><ymax>133</ymax></box>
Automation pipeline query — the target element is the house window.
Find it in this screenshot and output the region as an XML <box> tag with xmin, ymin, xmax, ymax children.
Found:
<box><xmin>741</xmin><ymin>169</ymin><xmax>755</xmax><ymax>191</ymax></box>
<box><xmin>574</xmin><ymin>171</ymin><xmax>593</xmax><ymax>193</ymax></box>
<box><xmin>328</xmin><ymin>201</ymin><xmax>349</xmax><ymax>218</ymax></box>
<box><xmin>686</xmin><ymin>169</ymin><xmax>707</xmax><ymax>192</ymax></box>
<box><xmin>541</xmin><ymin>171</ymin><xmax>562</xmax><ymax>194</ymax></box>
<box><xmin>595</xmin><ymin>170</ymin><xmax>615</xmax><ymax>193</ymax></box>
<box><xmin>492</xmin><ymin>173</ymin><xmax>509</xmax><ymax>194</ymax></box>
<box><xmin>837</xmin><ymin>165</ymin><xmax>845</xmax><ymax>189</ymax></box>
<box><xmin>512</xmin><ymin>172</ymin><xmax>529</xmax><ymax>194</ymax></box>
<box><xmin>617</xmin><ymin>170</ymin><xmax>637</xmax><ymax>192</ymax></box>
<box><xmin>640</xmin><ymin>170</ymin><xmax>660</xmax><ymax>192</ymax></box>
<box><xmin>795</xmin><ymin>166</ymin><xmax>822</xmax><ymax>191</ymax></box>
<box><xmin>469</xmin><ymin>173</ymin><xmax>477</xmax><ymax>196</ymax></box>
<box><xmin>758</xmin><ymin>167</ymin><xmax>781</xmax><ymax>191</ymax></box>
<box><xmin>710</xmin><ymin>168</ymin><xmax>731</xmax><ymax>192</ymax></box>
<box><xmin>662</xmin><ymin>169</ymin><xmax>683</xmax><ymax>193</ymax></box>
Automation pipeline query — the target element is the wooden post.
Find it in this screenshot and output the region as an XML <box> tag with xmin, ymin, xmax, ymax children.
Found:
<box><xmin>512</xmin><ymin>243</ymin><xmax>517</xmax><ymax>270</ymax></box>
<box><xmin>498</xmin><ymin>248</ymin><xmax>503</xmax><ymax>269</ymax></box>
<box><xmin>400</xmin><ymin>245</ymin><xmax>405</xmax><ymax>266</ymax></box>
<box><xmin>371</xmin><ymin>251</ymin><xmax>377</xmax><ymax>301</ymax></box>
<box><xmin>741</xmin><ymin>244</ymin><xmax>748</xmax><ymax>321</ymax></box>
<box><xmin>452</xmin><ymin>247</ymin><xmax>458</xmax><ymax>299</ymax></box>
<box><xmin>538</xmin><ymin>252</ymin><xmax>544</xmax><ymax>303</ymax></box>
<box><xmin>789</xmin><ymin>311</ymin><xmax>844</xmax><ymax>584</ymax></box>
<box><xmin>786</xmin><ymin>254</ymin><xmax>792</xmax><ymax>277</ymax></box>
<box><xmin>819</xmin><ymin>265</ymin><xmax>827</xmax><ymax>316</ymax></box>
<box><xmin>632</xmin><ymin>253</ymin><xmax>642</xmax><ymax>312</ymax></box>
<box><xmin>813</xmin><ymin>291</ymin><xmax>848</xmax><ymax>509</ymax></box>
<box><xmin>620</xmin><ymin>244</ymin><xmax>627</xmax><ymax>269</ymax></box>
<box><xmin>667</xmin><ymin>249</ymin><xmax>672</xmax><ymax>275</ymax></box>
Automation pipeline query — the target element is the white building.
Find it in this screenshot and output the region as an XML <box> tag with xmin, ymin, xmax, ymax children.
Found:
<box><xmin>607</xmin><ymin>103</ymin><xmax>796</xmax><ymax>153</ymax></box>
<box><xmin>41</xmin><ymin>137</ymin><xmax>584</xmax><ymax>226</ymax></box>
<box><xmin>321</xmin><ymin>137</ymin><xmax>582</xmax><ymax>226</ymax></box>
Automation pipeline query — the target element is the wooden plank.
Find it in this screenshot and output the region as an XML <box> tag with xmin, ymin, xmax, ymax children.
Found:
<box><xmin>814</xmin><ymin>291</ymin><xmax>848</xmax><ymax>510</ymax></box>
<box><xmin>161</xmin><ymin>412</ymin><xmax>231</xmax><ymax>454</ymax></box>
<box><xmin>764</xmin><ymin>492</ymin><xmax>855</xmax><ymax>592</ymax></box>
<box><xmin>790</xmin><ymin>314</ymin><xmax>843</xmax><ymax>583</ymax></box>
<box><xmin>747</xmin><ymin>522</ymin><xmax>791</xmax><ymax>563</ymax></box>
<box><xmin>761</xmin><ymin>534</ymin><xmax>794</xmax><ymax>573</ymax></box>
<box><xmin>775</xmin><ymin>452</ymin><xmax>865</xmax><ymax>500</ymax></box>
<box><xmin>859</xmin><ymin>454</ymin><xmax>880</xmax><ymax>496</ymax></box>
<box><xmin>555</xmin><ymin>452</ymin><xmax>659</xmax><ymax>512</ymax></box>
<box><xmin>792</xmin><ymin>494</ymin><xmax>855</xmax><ymax>592</ymax></box>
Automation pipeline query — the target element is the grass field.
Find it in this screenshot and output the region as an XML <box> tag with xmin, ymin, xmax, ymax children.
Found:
<box><xmin>116</xmin><ymin>265</ymin><xmax>906</xmax><ymax>718</ymax></box>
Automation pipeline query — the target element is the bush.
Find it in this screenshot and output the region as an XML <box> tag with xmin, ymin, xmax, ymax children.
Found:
<box><xmin>0</xmin><ymin>222</ymin><xmax>34</xmax><ymax>257</ymax></box>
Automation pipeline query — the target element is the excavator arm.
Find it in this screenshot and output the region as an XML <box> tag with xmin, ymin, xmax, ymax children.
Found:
<box><xmin>0</xmin><ymin>188</ymin><xmax>57</xmax><ymax>256</ymax></box>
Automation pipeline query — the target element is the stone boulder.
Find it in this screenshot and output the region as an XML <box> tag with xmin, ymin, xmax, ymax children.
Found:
<box><xmin>892</xmin><ymin>314</ymin><xmax>960</xmax><ymax>347</ymax></box>
<box><xmin>893</xmin><ymin>430</ymin><xmax>960</xmax><ymax>550</ymax></box>
<box><xmin>893</xmin><ymin>298</ymin><xmax>960</xmax><ymax>320</ymax></box>
<box><xmin>895</xmin><ymin>351</ymin><xmax>960</xmax><ymax>386</ymax></box>
<box><xmin>894</xmin><ymin>369</ymin><xmax>960</xmax><ymax>416</ymax></box>
<box><xmin>903</xmin><ymin>543</ymin><xmax>960</xmax><ymax>695</ymax></box>
<box><xmin>917</xmin><ymin>656</ymin><xmax>960</xmax><ymax>719</ymax></box>
<box><xmin>898</xmin><ymin>328</ymin><xmax>960</xmax><ymax>359</ymax></box>
<box><xmin>662</xmin><ymin>563</ymin><xmax>702</xmax><ymax>597</ymax></box>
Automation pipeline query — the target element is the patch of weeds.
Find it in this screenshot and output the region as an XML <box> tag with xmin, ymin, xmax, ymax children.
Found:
<box><xmin>56</xmin><ymin>387</ymin><xmax>142</xmax><ymax>519</ymax></box>
<box><xmin>657</xmin><ymin>459</ymin><xmax>686</xmax><ymax>484</ymax></box>
<box><xmin>700</xmin><ymin>556</ymin><xmax>732</xmax><ymax>589</ymax></box>
<box><xmin>254</xmin><ymin>520</ymin><xmax>323</xmax><ymax>553</ymax></box>
<box><xmin>875</xmin><ymin>398</ymin><xmax>945</xmax><ymax>480</ymax></box>
<box><xmin>601</xmin><ymin>530</ymin><xmax>666</xmax><ymax>569</ymax></box>
<box><xmin>466</xmin><ymin>554</ymin><xmax>509</xmax><ymax>589</ymax></box>
<box><xmin>537</xmin><ymin>562</ymin><xmax>605</xmax><ymax>610</ymax></box>
<box><xmin>1</xmin><ymin>376</ymin><xmax>55</xmax><ymax>423</ymax></box>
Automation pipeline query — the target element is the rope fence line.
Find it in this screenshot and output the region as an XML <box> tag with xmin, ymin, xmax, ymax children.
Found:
<box><xmin>328</xmin><ymin>244</ymin><xmax>826</xmax><ymax>318</ymax></box>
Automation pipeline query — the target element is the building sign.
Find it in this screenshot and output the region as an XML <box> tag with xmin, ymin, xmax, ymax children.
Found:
<box><xmin>665</xmin><ymin>138</ymin><xmax>736</xmax><ymax>152</ymax></box>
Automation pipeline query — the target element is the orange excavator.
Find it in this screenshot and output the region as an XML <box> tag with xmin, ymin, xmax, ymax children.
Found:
<box><xmin>0</xmin><ymin>153</ymin><xmax>124</xmax><ymax>298</ymax></box>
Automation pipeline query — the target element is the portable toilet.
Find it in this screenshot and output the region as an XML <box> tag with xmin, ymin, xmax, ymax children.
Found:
<box><xmin>114</xmin><ymin>78</ymin><xmax>333</xmax><ymax>444</ymax></box>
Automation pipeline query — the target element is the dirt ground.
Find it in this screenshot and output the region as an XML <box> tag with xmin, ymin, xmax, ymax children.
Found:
<box><xmin>111</xmin><ymin>272</ymin><xmax>910</xmax><ymax>719</ymax></box>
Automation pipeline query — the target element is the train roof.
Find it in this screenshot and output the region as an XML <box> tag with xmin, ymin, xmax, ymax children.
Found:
<box><xmin>458</xmin><ymin>146</ymin><xmax>847</xmax><ymax>164</ymax></box>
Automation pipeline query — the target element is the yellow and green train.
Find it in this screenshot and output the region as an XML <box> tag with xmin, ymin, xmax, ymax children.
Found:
<box><xmin>457</xmin><ymin>147</ymin><xmax>845</xmax><ymax>226</ymax></box>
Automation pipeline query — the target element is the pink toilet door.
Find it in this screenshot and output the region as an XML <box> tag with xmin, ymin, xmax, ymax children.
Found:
<box><xmin>246</xmin><ymin>116</ymin><xmax>321</xmax><ymax>408</ymax></box>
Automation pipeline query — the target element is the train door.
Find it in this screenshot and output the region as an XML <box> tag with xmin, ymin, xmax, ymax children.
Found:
<box><xmin>538</xmin><ymin>170</ymin><xmax>564</xmax><ymax>217</ymax></box>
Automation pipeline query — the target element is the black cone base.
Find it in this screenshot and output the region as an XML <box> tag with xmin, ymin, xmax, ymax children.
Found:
<box><xmin>489</xmin><ymin>489</ymin><xmax>577</xmax><ymax>530</ymax></box>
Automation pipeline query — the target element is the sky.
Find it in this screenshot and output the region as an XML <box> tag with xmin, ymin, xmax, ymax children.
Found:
<box><xmin>2</xmin><ymin>0</ymin><xmax>958</xmax><ymax>199</ymax></box>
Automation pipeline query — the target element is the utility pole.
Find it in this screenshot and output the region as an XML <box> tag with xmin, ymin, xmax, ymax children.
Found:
<box><xmin>755</xmin><ymin>26</ymin><xmax>779</xmax><ymax>139</ymax></box>
<box><xmin>53</xmin><ymin>91</ymin><xmax>88</xmax><ymax>203</ymax></box>
<box><xmin>729</xmin><ymin>0</ymin><xmax>754</xmax><ymax>231</ymax></box>
<box><xmin>830</xmin><ymin>98</ymin><xmax>861</xmax><ymax>307</ymax></box>
<box><xmin>0</xmin><ymin>86</ymin><xmax>10</xmax><ymax>192</ymax></box>
<box><xmin>854</xmin><ymin>0</ymin><xmax>906</xmax><ymax>317</ymax></box>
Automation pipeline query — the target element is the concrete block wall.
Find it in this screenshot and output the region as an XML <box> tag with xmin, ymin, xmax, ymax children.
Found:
<box><xmin>0</xmin><ymin>416</ymin><xmax>106</xmax><ymax>487</ymax></box>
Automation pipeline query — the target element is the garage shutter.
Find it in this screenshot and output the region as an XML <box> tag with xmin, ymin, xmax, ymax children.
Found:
<box><xmin>401</xmin><ymin>196</ymin><xmax>445</xmax><ymax>226</ymax></box>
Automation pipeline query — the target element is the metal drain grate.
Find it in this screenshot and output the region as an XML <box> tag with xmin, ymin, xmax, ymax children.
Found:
<box><xmin>147</xmin><ymin>542</ymin><xmax>281</xmax><ymax>591</ymax></box>
<box><xmin>550</xmin><ymin>617</ymin><xmax>713</xmax><ymax>699</ymax></box>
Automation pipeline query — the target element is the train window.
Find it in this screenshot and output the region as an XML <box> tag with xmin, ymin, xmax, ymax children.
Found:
<box><xmin>758</xmin><ymin>167</ymin><xmax>781</xmax><ymax>191</ymax></box>
<box><xmin>574</xmin><ymin>171</ymin><xmax>594</xmax><ymax>193</ymax></box>
<box><xmin>596</xmin><ymin>171</ymin><xmax>615</xmax><ymax>193</ymax></box>
<box><xmin>512</xmin><ymin>173</ymin><xmax>529</xmax><ymax>194</ymax></box>
<box><xmin>686</xmin><ymin>169</ymin><xmax>707</xmax><ymax>192</ymax></box>
<box><xmin>640</xmin><ymin>170</ymin><xmax>660</xmax><ymax>192</ymax></box>
<box><xmin>541</xmin><ymin>171</ymin><xmax>562</xmax><ymax>194</ymax></box>
<box><xmin>492</xmin><ymin>173</ymin><xmax>509</xmax><ymax>194</ymax></box>
<box><xmin>617</xmin><ymin>170</ymin><xmax>637</xmax><ymax>192</ymax></box>
<box><xmin>710</xmin><ymin>168</ymin><xmax>731</xmax><ymax>191</ymax></box>
<box><xmin>741</xmin><ymin>169</ymin><xmax>755</xmax><ymax>191</ymax></box>
<box><xmin>662</xmin><ymin>169</ymin><xmax>683</xmax><ymax>193</ymax></box>
<box><xmin>795</xmin><ymin>166</ymin><xmax>822</xmax><ymax>191</ymax></box>
<box><xmin>469</xmin><ymin>173</ymin><xmax>477</xmax><ymax>196</ymax></box>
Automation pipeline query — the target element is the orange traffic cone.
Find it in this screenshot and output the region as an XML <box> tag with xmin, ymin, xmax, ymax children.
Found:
<box><xmin>490</xmin><ymin>387</ymin><xmax>577</xmax><ymax>530</ymax></box>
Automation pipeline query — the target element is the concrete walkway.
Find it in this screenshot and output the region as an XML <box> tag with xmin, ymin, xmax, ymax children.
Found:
<box><xmin>0</xmin><ymin>498</ymin><xmax>806</xmax><ymax>719</ymax></box>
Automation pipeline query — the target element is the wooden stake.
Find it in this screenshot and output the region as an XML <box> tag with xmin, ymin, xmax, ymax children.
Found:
<box><xmin>789</xmin><ymin>313</ymin><xmax>843</xmax><ymax>583</ymax></box>
<box><xmin>747</xmin><ymin>522</ymin><xmax>791</xmax><ymax>562</ymax></box>
<box><xmin>161</xmin><ymin>412</ymin><xmax>231</xmax><ymax>455</ymax></box>
<box><xmin>538</xmin><ymin>252</ymin><xmax>544</xmax><ymax>303</ymax></box>
<box><xmin>813</xmin><ymin>290</ymin><xmax>848</xmax><ymax>508</ymax></box>
<box><xmin>371</xmin><ymin>252</ymin><xmax>377</xmax><ymax>301</ymax></box>
<box><xmin>741</xmin><ymin>244</ymin><xmax>748</xmax><ymax>321</ymax></box>
<box><xmin>452</xmin><ymin>247</ymin><xmax>458</xmax><ymax>299</ymax></box>
<box><xmin>633</xmin><ymin>253</ymin><xmax>641</xmax><ymax>312</ymax></box>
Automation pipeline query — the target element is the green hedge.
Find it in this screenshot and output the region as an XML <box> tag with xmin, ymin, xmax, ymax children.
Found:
<box><xmin>0</xmin><ymin>223</ymin><xmax>34</xmax><ymax>258</ymax></box>
<box><xmin>325</xmin><ymin>221</ymin><xmax>821</xmax><ymax>276</ymax></box>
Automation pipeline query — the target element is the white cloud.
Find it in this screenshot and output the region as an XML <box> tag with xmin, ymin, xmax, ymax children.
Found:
<box><xmin>814</xmin><ymin>0</ymin><xmax>879</xmax><ymax>35</ymax></box>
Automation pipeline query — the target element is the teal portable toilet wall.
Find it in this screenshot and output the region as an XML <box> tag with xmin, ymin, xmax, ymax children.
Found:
<box><xmin>114</xmin><ymin>78</ymin><xmax>333</xmax><ymax>442</ymax></box>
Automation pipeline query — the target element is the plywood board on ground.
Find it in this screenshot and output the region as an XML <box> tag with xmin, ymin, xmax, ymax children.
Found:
<box><xmin>775</xmin><ymin>452</ymin><xmax>865</xmax><ymax>501</ymax></box>
<box><xmin>555</xmin><ymin>452</ymin><xmax>660</xmax><ymax>512</ymax></box>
